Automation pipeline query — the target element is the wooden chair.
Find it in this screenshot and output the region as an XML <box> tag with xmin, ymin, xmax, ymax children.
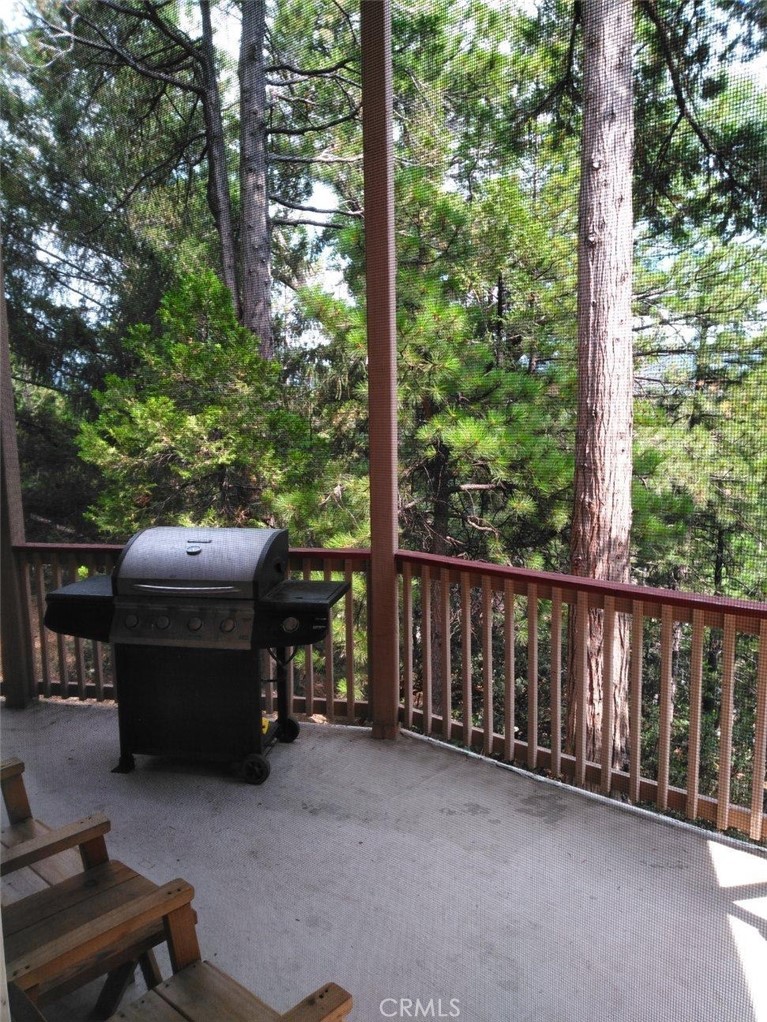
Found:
<box><xmin>7</xmin><ymin>877</ymin><xmax>352</xmax><ymax>1022</ymax></box>
<box><xmin>1</xmin><ymin>757</ymin><xmax>164</xmax><ymax>1018</ymax></box>
<box><xmin>1</xmin><ymin>757</ymin><xmax>85</xmax><ymax>904</ymax></box>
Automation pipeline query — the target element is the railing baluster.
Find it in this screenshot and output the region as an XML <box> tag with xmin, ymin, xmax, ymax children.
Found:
<box><xmin>64</xmin><ymin>554</ymin><xmax>87</xmax><ymax>700</ymax></box>
<box><xmin>716</xmin><ymin>616</ymin><xmax>737</xmax><ymax>832</ymax></box>
<box><xmin>482</xmin><ymin>576</ymin><xmax>493</xmax><ymax>757</ymax></box>
<box><xmin>657</xmin><ymin>604</ymin><xmax>674</xmax><ymax>811</ymax></box>
<box><xmin>402</xmin><ymin>561</ymin><xmax>414</xmax><ymax>729</ymax></box>
<box><xmin>574</xmin><ymin>591</ymin><xmax>588</xmax><ymax>786</ymax></box>
<box><xmin>16</xmin><ymin>550</ymin><xmax>36</xmax><ymax>704</ymax></box>
<box><xmin>686</xmin><ymin>610</ymin><xmax>705</xmax><ymax>822</ymax></box>
<box><xmin>92</xmin><ymin>639</ymin><xmax>106</xmax><ymax>701</ymax></box>
<box><xmin>421</xmin><ymin>565</ymin><xmax>432</xmax><ymax>736</ymax></box>
<box><xmin>550</xmin><ymin>587</ymin><xmax>562</xmax><ymax>779</ymax></box>
<box><xmin>600</xmin><ymin>596</ymin><xmax>615</xmax><ymax>795</ymax></box>
<box><xmin>261</xmin><ymin>649</ymin><xmax>274</xmax><ymax>715</ymax></box>
<box><xmin>461</xmin><ymin>573</ymin><xmax>472</xmax><ymax>747</ymax></box>
<box><xmin>527</xmin><ymin>584</ymin><xmax>538</xmax><ymax>770</ymax></box>
<box><xmin>302</xmin><ymin>558</ymin><xmax>315</xmax><ymax>717</ymax></box>
<box><xmin>51</xmin><ymin>554</ymin><xmax>68</xmax><ymax>697</ymax></box>
<box><xmin>345</xmin><ymin>559</ymin><xmax>355</xmax><ymax>720</ymax></box>
<box><xmin>503</xmin><ymin>580</ymin><xmax>515</xmax><ymax>764</ymax></box>
<box><xmin>32</xmin><ymin>553</ymin><xmax>52</xmax><ymax>698</ymax></box>
<box><xmin>441</xmin><ymin>568</ymin><xmax>452</xmax><ymax>741</ymax></box>
<box><xmin>750</xmin><ymin>619</ymin><xmax>767</xmax><ymax>841</ymax></box>
<box><xmin>83</xmin><ymin>556</ymin><xmax>106</xmax><ymax>701</ymax></box>
<box><xmin>629</xmin><ymin>602</ymin><xmax>644</xmax><ymax>804</ymax></box>
<box><xmin>323</xmin><ymin>563</ymin><xmax>335</xmax><ymax>722</ymax></box>
<box><xmin>284</xmin><ymin>652</ymin><xmax>294</xmax><ymax>717</ymax></box>
<box><xmin>73</xmin><ymin>637</ymin><xmax>87</xmax><ymax>699</ymax></box>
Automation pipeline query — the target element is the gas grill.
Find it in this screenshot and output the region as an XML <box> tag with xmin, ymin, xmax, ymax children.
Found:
<box><xmin>44</xmin><ymin>527</ymin><xmax>349</xmax><ymax>783</ymax></box>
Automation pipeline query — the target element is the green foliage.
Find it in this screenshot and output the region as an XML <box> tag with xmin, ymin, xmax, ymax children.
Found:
<box><xmin>4</xmin><ymin>0</ymin><xmax>765</xmax><ymax>600</ymax></box>
<box><xmin>632</xmin><ymin>228</ymin><xmax>767</xmax><ymax>598</ymax></box>
<box><xmin>77</xmin><ymin>272</ymin><xmax>339</xmax><ymax>539</ymax></box>
<box><xmin>14</xmin><ymin>380</ymin><xmax>103</xmax><ymax>541</ymax></box>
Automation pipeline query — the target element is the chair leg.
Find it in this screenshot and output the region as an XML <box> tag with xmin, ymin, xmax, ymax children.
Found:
<box><xmin>91</xmin><ymin>949</ymin><xmax>162</xmax><ymax>1019</ymax></box>
<box><xmin>90</xmin><ymin>960</ymin><xmax>138</xmax><ymax>1020</ymax></box>
<box><xmin>7</xmin><ymin>983</ymin><xmax>47</xmax><ymax>1022</ymax></box>
<box><xmin>138</xmin><ymin>950</ymin><xmax>163</xmax><ymax>989</ymax></box>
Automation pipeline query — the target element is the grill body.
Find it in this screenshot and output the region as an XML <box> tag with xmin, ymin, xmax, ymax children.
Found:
<box><xmin>113</xmin><ymin>645</ymin><xmax>263</xmax><ymax>765</ymax></box>
<box><xmin>44</xmin><ymin>527</ymin><xmax>348</xmax><ymax>783</ymax></box>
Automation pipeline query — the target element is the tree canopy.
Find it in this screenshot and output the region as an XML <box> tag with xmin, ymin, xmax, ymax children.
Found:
<box><xmin>2</xmin><ymin>0</ymin><xmax>765</xmax><ymax>604</ymax></box>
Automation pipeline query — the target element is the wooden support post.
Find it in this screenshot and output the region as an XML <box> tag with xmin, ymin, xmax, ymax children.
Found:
<box><xmin>362</xmin><ymin>0</ymin><xmax>399</xmax><ymax>740</ymax></box>
<box><xmin>1</xmin><ymin>239</ymin><xmax>35</xmax><ymax>707</ymax></box>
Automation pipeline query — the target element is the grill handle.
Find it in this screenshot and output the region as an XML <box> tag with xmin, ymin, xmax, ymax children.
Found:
<box><xmin>130</xmin><ymin>584</ymin><xmax>244</xmax><ymax>594</ymax></box>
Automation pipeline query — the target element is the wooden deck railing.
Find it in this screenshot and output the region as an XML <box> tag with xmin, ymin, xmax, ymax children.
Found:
<box><xmin>398</xmin><ymin>551</ymin><xmax>767</xmax><ymax>843</ymax></box>
<box><xmin>6</xmin><ymin>542</ymin><xmax>767</xmax><ymax>842</ymax></box>
<box><xmin>10</xmin><ymin>543</ymin><xmax>370</xmax><ymax>718</ymax></box>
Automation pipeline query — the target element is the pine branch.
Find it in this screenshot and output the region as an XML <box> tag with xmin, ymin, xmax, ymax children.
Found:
<box><xmin>271</xmin><ymin>197</ymin><xmax>362</xmax><ymax>218</ymax></box>
<box><xmin>39</xmin><ymin>5</ymin><xmax>203</xmax><ymax>96</ymax></box>
<box><xmin>270</xmin><ymin>217</ymin><xmax>349</xmax><ymax>231</ymax></box>
<box><xmin>269</xmin><ymin>153</ymin><xmax>363</xmax><ymax>165</ymax></box>
<box><xmin>640</xmin><ymin>0</ymin><xmax>750</xmax><ymax>196</ymax></box>
<box><xmin>265</xmin><ymin>56</ymin><xmax>356</xmax><ymax>78</ymax></box>
<box><xmin>269</xmin><ymin>106</ymin><xmax>361</xmax><ymax>136</ymax></box>
<box><xmin>521</xmin><ymin>0</ymin><xmax>582</xmax><ymax>124</ymax></box>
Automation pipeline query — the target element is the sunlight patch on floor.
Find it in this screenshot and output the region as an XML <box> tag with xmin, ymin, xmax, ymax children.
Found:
<box><xmin>707</xmin><ymin>839</ymin><xmax>767</xmax><ymax>887</ymax></box>
<box><xmin>709</xmin><ymin>840</ymin><xmax>767</xmax><ymax>1022</ymax></box>
<box><xmin>727</xmin><ymin>916</ymin><xmax>767</xmax><ymax>1022</ymax></box>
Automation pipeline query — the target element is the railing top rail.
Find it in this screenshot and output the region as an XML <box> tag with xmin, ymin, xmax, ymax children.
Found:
<box><xmin>13</xmin><ymin>542</ymin><xmax>371</xmax><ymax>560</ymax></box>
<box><xmin>13</xmin><ymin>541</ymin><xmax>765</xmax><ymax>623</ymax></box>
<box><xmin>290</xmin><ymin>547</ymin><xmax>371</xmax><ymax>564</ymax></box>
<box><xmin>396</xmin><ymin>548</ymin><xmax>767</xmax><ymax>623</ymax></box>
<box><xmin>14</xmin><ymin>542</ymin><xmax>125</xmax><ymax>554</ymax></box>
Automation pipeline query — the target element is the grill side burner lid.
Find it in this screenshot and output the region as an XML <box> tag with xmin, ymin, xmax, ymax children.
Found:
<box><xmin>112</xmin><ymin>526</ymin><xmax>288</xmax><ymax>599</ymax></box>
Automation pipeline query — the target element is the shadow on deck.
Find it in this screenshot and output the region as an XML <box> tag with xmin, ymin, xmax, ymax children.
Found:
<box><xmin>2</xmin><ymin>700</ymin><xmax>766</xmax><ymax>1022</ymax></box>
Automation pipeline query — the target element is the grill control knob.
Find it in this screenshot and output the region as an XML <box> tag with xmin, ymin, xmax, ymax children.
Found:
<box><xmin>188</xmin><ymin>617</ymin><xmax>203</xmax><ymax>632</ymax></box>
<box><xmin>282</xmin><ymin>616</ymin><xmax>300</xmax><ymax>634</ymax></box>
<box><xmin>220</xmin><ymin>618</ymin><xmax>236</xmax><ymax>633</ymax></box>
<box><xmin>155</xmin><ymin>615</ymin><xmax>170</xmax><ymax>630</ymax></box>
<box><xmin>125</xmin><ymin>613</ymin><xmax>139</xmax><ymax>629</ymax></box>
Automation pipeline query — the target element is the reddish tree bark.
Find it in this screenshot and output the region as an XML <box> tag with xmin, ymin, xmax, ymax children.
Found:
<box><xmin>567</xmin><ymin>0</ymin><xmax>634</xmax><ymax>768</ymax></box>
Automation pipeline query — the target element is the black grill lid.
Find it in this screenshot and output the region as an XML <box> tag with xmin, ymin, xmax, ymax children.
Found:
<box><xmin>112</xmin><ymin>526</ymin><xmax>288</xmax><ymax>600</ymax></box>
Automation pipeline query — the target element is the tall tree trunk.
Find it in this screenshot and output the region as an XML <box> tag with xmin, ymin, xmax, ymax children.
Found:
<box><xmin>566</xmin><ymin>0</ymin><xmax>634</xmax><ymax>769</ymax></box>
<box><xmin>239</xmin><ymin>0</ymin><xmax>273</xmax><ymax>359</ymax></box>
<box><xmin>199</xmin><ymin>0</ymin><xmax>240</xmax><ymax>319</ymax></box>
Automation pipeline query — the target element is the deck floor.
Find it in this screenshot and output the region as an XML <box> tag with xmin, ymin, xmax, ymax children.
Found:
<box><xmin>2</xmin><ymin>699</ymin><xmax>767</xmax><ymax>1022</ymax></box>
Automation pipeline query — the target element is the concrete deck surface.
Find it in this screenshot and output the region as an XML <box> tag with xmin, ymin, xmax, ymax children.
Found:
<box><xmin>2</xmin><ymin>699</ymin><xmax>767</xmax><ymax>1022</ymax></box>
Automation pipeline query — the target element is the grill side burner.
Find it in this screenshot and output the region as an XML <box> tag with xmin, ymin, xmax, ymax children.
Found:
<box><xmin>44</xmin><ymin>527</ymin><xmax>349</xmax><ymax>783</ymax></box>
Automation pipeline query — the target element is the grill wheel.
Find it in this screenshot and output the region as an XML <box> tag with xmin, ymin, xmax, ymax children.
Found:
<box><xmin>278</xmin><ymin>718</ymin><xmax>301</xmax><ymax>743</ymax></box>
<box><xmin>241</xmin><ymin>753</ymin><xmax>271</xmax><ymax>785</ymax></box>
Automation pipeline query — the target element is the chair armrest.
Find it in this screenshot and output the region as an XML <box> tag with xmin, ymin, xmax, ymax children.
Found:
<box><xmin>1</xmin><ymin>813</ymin><xmax>111</xmax><ymax>876</ymax></box>
<box><xmin>6</xmin><ymin>878</ymin><xmax>195</xmax><ymax>993</ymax></box>
<box><xmin>282</xmin><ymin>983</ymin><xmax>353</xmax><ymax>1022</ymax></box>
